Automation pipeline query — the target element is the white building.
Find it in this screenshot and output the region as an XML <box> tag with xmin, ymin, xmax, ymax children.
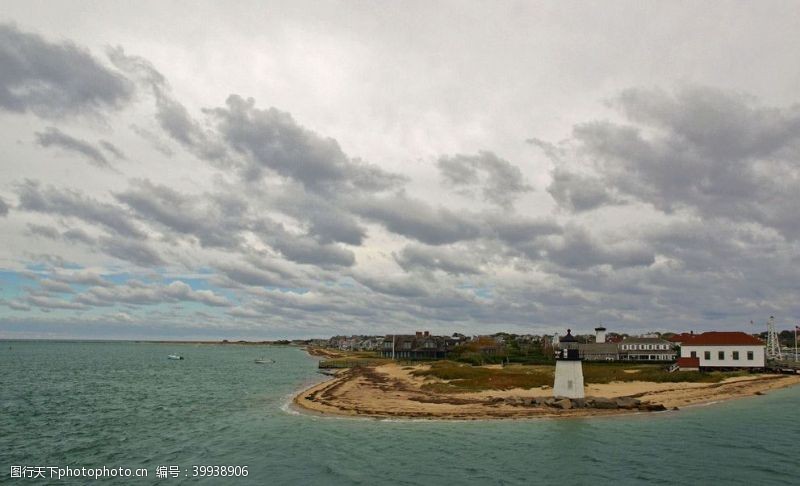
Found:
<box><xmin>679</xmin><ymin>332</ymin><xmax>765</xmax><ymax>369</ymax></box>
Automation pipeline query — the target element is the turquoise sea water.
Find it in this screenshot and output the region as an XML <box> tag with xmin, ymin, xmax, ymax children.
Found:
<box><xmin>1</xmin><ymin>341</ymin><xmax>799</xmax><ymax>485</ymax></box>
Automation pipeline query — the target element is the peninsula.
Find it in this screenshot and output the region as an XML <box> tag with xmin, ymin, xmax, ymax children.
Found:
<box><xmin>293</xmin><ymin>360</ymin><xmax>800</xmax><ymax>420</ymax></box>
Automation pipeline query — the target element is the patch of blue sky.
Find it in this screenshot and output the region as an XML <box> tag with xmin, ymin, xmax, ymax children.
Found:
<box><xmin>0</xmin><ymin>271</ymin><xmax>33</xmax><ymax>300</ymax></box>
<box><xmin>24</xmin><ymin>263</ymin><xmax>51</xmax><ymax>272</ymax></box>
<box><xmin>264</xmin><ymin>285</ymin><xmax>309</xmax><ymax>295</ymax></box>
<box><xmin>457</xmin><ymin>282</ymin><xmax>494</xmax><ymax>299</ymax></box>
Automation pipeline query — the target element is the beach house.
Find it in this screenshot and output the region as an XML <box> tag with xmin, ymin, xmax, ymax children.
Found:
<box><xmin>678</xmin><ymin>332</ymin><xmax>765</xmax><ymax>369</ymax></box>
<box><xmin>379</xmin><ymin>332</ymin><xmax>454</xmax><ymax>360</ymax></box>
<box><xmin>618</xmin><ymin>337</ymin><xmax>676</xmax><ymax>362</ymax></box>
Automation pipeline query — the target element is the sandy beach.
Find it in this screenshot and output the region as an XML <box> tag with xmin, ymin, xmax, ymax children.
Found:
<box><xmin>293</xmin><ymin>362</ymin><xmax>800</xmax><ymax>420</ymax></box>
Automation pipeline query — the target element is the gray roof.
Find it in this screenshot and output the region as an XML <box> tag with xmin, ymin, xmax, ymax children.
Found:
<box><xmin>577</xmin><ymin>343</ymin><xmax>619</xmax><ymax>353</ymax></box>
<box><xmin>620</xmin><ymin>337</ymin><xmax>672</xmax><ymax>344</ymax></box>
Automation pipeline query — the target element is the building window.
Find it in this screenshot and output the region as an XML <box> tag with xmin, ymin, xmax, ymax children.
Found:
<box><xmin>718</xmin><ymin>351</ymin><xmax>725</xmax><ymax>360</ymax></box>
<box><xmin>747</xmin><ymin>351</ymin><xmax>754</xmax><ymax>360</ymax></box>
<box><xmin>733</xmin><ymin>351</ymin><xmax>739</xmax><ymax>360</ymax></box>
<box><xmin>704</xmin><ymin>351</ymin><xmax>711</xmax><ymax>360</ymax></box>
<box><xmin>690</xmin><ymin>351</ymin><xmax>697</xmax><ymax>358</ymax></box>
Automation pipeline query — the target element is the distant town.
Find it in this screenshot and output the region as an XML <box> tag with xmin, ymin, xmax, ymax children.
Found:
<box><xmin>213</xmin><ymin>324</ymin><xmax>800</xmax><ymax>371</ymax></box>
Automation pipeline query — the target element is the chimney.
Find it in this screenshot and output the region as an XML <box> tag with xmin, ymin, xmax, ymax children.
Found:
<box><xmin>416</xmin><ymin>331</ymin><xmax>422</xmax><ymax>337</ymax></box>
<box><xmin>595</xmin><ymin>326</ymin><xmax>607</xmax><ymax>344</ymax></box>
<box><xmin>424</xmin><ymin>331</ymin><xmax>429</xmax><ymax>337</ymax></box>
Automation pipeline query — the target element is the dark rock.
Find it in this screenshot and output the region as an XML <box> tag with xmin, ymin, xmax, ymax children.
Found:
<box><xmin>554</xmin><ymin>398</ymin><xmax>572</xmax><ymax>410</ymax></box>
<box><xmin>616</xmin><ymin>397</ymin><xmax>641</xmax><ymax>409</ymax></box>
<box><xmin>640</xmin><ymin>402</ymin><xmax>667</xmax><ymax>412</ymax></box>
<box><xmin>571</xmin><ymin>398</ymin><xmax>586</xmax><ymax>408</ymax></box>
<box><xmin>592</xmin><ymin>397</ymin><xmax>618</xmax><ymax>409</ymax></box>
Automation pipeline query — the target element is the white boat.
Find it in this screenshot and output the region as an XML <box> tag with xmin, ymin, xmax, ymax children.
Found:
<box><xmin>168</xmin><ymin>354</ymin><xmax>184</xmax><ymax>360</ymax></box>
<box><xmin>254</xmin><ymin>357</ymin><xmax>275</xmax><ymax>364</ymax></box>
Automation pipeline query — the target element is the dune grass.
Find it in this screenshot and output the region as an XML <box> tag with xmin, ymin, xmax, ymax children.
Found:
<box><xmin>410</xmin><ymin>361</ymin><xmax>747</xmax><ymax>393</ymax></box>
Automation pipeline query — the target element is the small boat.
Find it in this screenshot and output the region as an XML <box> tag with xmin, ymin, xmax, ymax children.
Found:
<box><xmin>254</xmin><ymin>357</ymin><xmax>275</xmax><ymax>364</ymax></box>
<box><xmin>168</xmin><ymin>354</ymin><xmax>184</xmax><ymax>360</ymax></box>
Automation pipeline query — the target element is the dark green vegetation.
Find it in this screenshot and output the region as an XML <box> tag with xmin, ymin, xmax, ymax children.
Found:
<box><xmin>411</xmin><ymin>361</ymin><xmax>748</xmax><ymax>393</ymax></box>
<box><xmin>447</xmin><ymin>334</ymin><xmax>554</xmax><ymax>365</ymax></box>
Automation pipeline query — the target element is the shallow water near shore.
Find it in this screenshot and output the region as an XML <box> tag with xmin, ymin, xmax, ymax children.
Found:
<box><xmin>2</xmin><ymin>341</ymin><xmax>799</xmax><ymax>485</ymax></box>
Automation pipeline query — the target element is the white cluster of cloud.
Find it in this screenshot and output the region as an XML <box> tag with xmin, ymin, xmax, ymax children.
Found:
<box><xmin>1</xmin><ymin>3</ymin><xmax>799</xmax><ymax>339</ymax></box>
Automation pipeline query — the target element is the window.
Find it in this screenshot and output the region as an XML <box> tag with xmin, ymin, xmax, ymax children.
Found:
<box><xmin>718</xmin><ymin>351</ymin><xmax>725</xmax><ymax>360</ymax></box>
<box><xmin>747</xmin><ymin>351</ymin><xmax>754</xmax><ymax>360</ymax></box>
<box><xmin>704</xmin><ymin>351</ymin><xmax>711</xmax><ymax>360</ymax></box>
<box><xmin>732</xmin><ymin>351</ymin><xmax>739</xmax><ymax>360</ymax></box>
<box><xmin>690</xmin><ymin>351</ymin><xmax>697</xmax><ymax>358</ymax></box>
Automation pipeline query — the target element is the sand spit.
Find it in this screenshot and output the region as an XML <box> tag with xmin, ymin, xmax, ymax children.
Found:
<box><xmin>293</xmin><ymin>362</ymin><xmax>800</xmax><ymax>420</ymax></box>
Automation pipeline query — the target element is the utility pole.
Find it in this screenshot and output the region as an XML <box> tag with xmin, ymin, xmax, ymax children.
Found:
<box><xmin>392</xmin><ymin>334</ymin><xmax>395</xmax><ymax>360</ymax></box>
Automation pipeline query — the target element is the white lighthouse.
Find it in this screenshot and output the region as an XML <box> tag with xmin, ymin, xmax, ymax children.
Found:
<box><xmin>595</xmin><ymin>326</ymin><xmax>606</xmax><ymax>344</ymax></box>
<box><xmin>553</xmin><ymin>329</ymin><xmax>585</xmax><ymax>399</ymax></box>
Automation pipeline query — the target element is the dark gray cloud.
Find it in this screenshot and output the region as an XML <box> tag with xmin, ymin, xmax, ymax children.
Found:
<box><xmin>99</xmin><ymin>140</ymin><xmax>126</xmax><ymax>160</ymax></box>
<box><xmin>394</xmin><ymin>244</ymin><xmax>482</xmax><ymax>275</ymax></box>
<box><xmin>26</xmin><ymin>223</ymin><xmax>60</xmax><ymax>239</ymax></box>
<box><xmin>437</xmin><ymin>151</ymin><xmax>532</xmax><ymax>207</ymax></box>
<box><xmin>541</xmin><ymin>86</ymin><xmax>800</xmax><ymax>240</ymax></box>
<box><xmin>214</xmin><ymin>261</ymin><xmax>285</xmax><ymax>288</ymax></box>
<box><xmin>355</xmin><ymin>193</ymin><xmax>482</xmax><ymax>245</ymax></box>
<box><xmin>115</xmin><ymin>179</ymin><xmax>239</xmax><ymax>248</ymax></box>
<box><xmin>547</xmin><ymin>169</ymin><xmax>615</xmax><ymax>212</ymax></box>
<box><xmin>99</xmin><ymin>235</ymin><xmax>163</xmax><ymax>267</ymax></box>
<box><xmin>16</xmin><ymin>180</ymin><xmax>145</xmax><ymax>238</ymax></box>
<box><xmin>35</xmin><ymin>127</ymin><xmax>112</xmax><ymax>168</ymax></box>
<box><xmin>543</xmin><ymin>227</ymin><xmax>655</xmax><ymax>270</ymax></box>
<box><xmin>108</xmin><ymin>47</ymin><xmax>227</xmax><ymax>161</ymax></box>
<box><xmin>0</xmin><ymin>197</ymin><xmax>9</xmax><ymax>216</ymax></box>
<box><xmin>0</xmin><ymin>23</ymin><xmax>132</xmax><ymax>117</ymax></box>
<box><xmin>208</xmin><ymin>95</ymin><xmax>406</xmax><ymax>193</ymax></box>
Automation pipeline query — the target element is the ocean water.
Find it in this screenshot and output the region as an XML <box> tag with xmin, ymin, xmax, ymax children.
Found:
<box><xmin>1</xmin><ymin>341</ymin><xmax>799</xmax><ymax>485</ymax></box>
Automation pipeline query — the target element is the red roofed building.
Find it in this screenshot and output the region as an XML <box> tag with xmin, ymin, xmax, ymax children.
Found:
<box><xmin>667</xmin><ymin>333</ymin><xmax>696</xmax><ymax>345</ymax></box>
<box><xmin>679</xmin><ymin>332</ymin><xmax>765</xmax><ymax>369</ymax></box>
<box><xmin>676</xmin><ymin>356</ymin><xmax>700</xmax><ymax>371</ymax></box>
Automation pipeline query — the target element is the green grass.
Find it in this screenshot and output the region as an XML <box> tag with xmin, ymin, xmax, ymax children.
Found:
<box><xmin>412</xmin><ymin>361</ymin><xmax>553</xmax><ymax>392</ymax></box>
<box><xmin>409</xmin><ymin>361</ymin><xmax>748</xmax><ymax>393</ymax></box>
<box><xmin>582</xmin><ymin>363</ymin><xmax>747</xmax><ymax>384</ymax></box>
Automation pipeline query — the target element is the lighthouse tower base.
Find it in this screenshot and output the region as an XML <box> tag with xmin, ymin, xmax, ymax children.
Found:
<box><xmin>553</xmin><ymin>360</ymin><xmax>585</xmax><ymax>399</ymax></box>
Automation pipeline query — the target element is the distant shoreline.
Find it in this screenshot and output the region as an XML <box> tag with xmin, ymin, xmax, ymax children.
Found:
<box><xmin>292</xmin><ymin>358</ymin><xmax>800</xmax><ymax>421</ymax></box>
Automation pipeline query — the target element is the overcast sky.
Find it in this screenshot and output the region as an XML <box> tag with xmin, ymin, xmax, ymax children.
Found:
<box><xmin>1</xmin><ymin>1</ymin><xmax>799</xmax><ymax>340</ymax></box>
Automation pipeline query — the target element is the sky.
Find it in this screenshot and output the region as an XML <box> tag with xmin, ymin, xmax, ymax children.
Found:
<box><xmin>1</xmin><ymin>1</ymin><xmax>799</xmax><ymax>340</ymax></box>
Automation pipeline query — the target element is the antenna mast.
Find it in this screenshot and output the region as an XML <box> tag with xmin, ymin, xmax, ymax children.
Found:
<box><xmin>766</xmin><ymin>316</ymin><xmax>782</xmax><ymax>361</ymax></box>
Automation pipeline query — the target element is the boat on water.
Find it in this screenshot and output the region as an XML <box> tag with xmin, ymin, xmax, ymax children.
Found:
<box><xmin>168</xmin><ymin>354</ymin><xmax>184</xmax><ymax>360</ymax></box>
<box><xmin>254</xmin><ymin>358</ymin><xmax>275</xmax><ymax>364</ymax></box>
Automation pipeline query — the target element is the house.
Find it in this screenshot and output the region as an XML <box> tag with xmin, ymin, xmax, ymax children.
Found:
<box><xmin>379</xmin><ymin>331</ymin><xmax>454</xmax><ymax>360</ymax></box>
<box><xmin>576</xmin><ymin>326</ymin><xmax>620</xmax><ymax>361</ymax></box>
<box><xmin>618</xmin><ymin>337</ymin><xmax>676</xmax><ymax>361</ymax></box>
<box><xmin>577</xmin><ymin>342</ymin><xmax>619</xmax><ymax>361</ymax></box>
<box><xmin>679</xmin><ymin>332</ymin><xmax>765</xmax><ymax>369</ymax></box>
<box><xmin>667</xmin><ymin>332</ymin><xmax>697</xmax><ymax>346</ymax></box>
<box><xmin>676</xmin><ymin>356</ymin><xmax>700</xmax><ymax>371</ymax></box>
